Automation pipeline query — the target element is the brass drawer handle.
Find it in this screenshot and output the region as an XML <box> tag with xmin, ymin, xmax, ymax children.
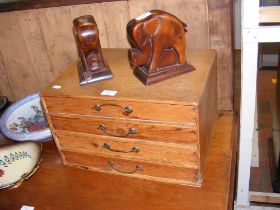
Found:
<box><xmin>93</xmin><ymin>104</ymin><xmax>133</xmax><ymax>114</ymax></box>
<box><xmin>103</xmin><ymin>143</ymin><xmax>140</xmax><ymax>153</ymax></box>
<box><xmin>98</xmin><ymin>124</ymin><xmax>137</xmax><ymax>138</ymax></box>
<box><xmin>107</xmin><ymin>161</ymin><xmax>143</xmax><ymax>174</ymax></box>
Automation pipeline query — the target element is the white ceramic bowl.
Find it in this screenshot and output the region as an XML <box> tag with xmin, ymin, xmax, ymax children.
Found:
<box><xmin>0</xmin><ymin>93</ymin><xmax>52</xmax><ymax>142</ymax></box>
<box><xmin>0</xmin><ymin>141</ymin><xmax>42</xmax><ymax>189</ymax></box>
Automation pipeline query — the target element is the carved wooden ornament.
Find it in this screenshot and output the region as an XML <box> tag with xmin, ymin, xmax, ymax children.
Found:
<box><xmin>73</xmin><ymin>15</ymin><xmax>113</xmax><ymax>86</ymax></box>
<box><xmin>127</xmin><ymin>10</ymin><xmax>195</xmax><ymax>85</ymax></box>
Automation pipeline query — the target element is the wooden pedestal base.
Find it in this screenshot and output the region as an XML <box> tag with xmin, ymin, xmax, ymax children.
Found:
<box><xmin>134</xmin><ymin>63</ymin><xmax>195</xmax><ymax>85</ymax></box>
<box><xmin>77</xmin><ymin>62</ymin><xmax>113</xmax><ymax>86</ymax></box>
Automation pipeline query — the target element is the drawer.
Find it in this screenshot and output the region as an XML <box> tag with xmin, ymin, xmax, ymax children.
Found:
<box><xmin>55</xmin><ymin>131</ymin><xmax>199</xmax><ymax>168</ymax></box>
<box><xmin>50</xmin><ymin>115</ymin><xmax>198</xmax><ymax>144</ymax></box>
<box><xmin>62</xmin><ymin>150</ymin><xmax>201</xmax><ymax>186</ymax></box>
<box><xmin>42</xmin><ymin>96</ymin><xmax>196</xmax><ymax>124</ymax></box>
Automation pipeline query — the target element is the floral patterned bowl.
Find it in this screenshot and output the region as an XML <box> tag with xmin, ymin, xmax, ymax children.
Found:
<box><xmin>0</xmin><ymin>93</ymin><xmax>52</xmax><ymax>142</ymax></box>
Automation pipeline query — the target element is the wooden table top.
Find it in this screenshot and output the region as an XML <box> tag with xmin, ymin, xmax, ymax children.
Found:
<box><xmin>0</xmin><ymin>112</ymin><xmax>236</xmax><ymax>210</ymax></box>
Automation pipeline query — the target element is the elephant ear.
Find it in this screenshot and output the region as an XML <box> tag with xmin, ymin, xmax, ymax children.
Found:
<box><xmin>143</xmin><ymin>17</ymin><xmax>160</xmax><ymax>37</ymax></box>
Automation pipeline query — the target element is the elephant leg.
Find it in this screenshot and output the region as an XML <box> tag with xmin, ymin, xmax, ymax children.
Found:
<box><xmin>147</xmin><ymin>43</ymin><xmax>165</xmax><ymax>73</ymax></box>
<box><xmin>173</xmin><ymin>39</ymin><xmax>187</xmax><ymax>64</ymax></box>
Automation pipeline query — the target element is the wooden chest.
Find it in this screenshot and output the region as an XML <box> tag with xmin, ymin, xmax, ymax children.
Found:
<box><xmin>40</xmin><ymin>49</ymin><xmax>217</xmax><ymax>186</ymax></box>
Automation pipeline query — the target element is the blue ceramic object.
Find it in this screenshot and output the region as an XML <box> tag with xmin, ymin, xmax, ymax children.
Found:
<box><xmin>0</xmin><ymin>93</ymin><xmax>52</xmax><ymax>142</ymax></box>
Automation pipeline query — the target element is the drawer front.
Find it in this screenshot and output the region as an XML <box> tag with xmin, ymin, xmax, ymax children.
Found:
<box><xmin>55</xmin><ymin>131</ymin><xmax>199</xmax><ymax>168</ymax></box>
<box><xmin>62</xmin><ymin>150</ymin><xmax>201</xmax><ymax>185</ymax></box>
<box><xmin>50</xmin><ymin>115</ymin><xmax>198</xmax><ymax>144</ymax></box>
<box><xmin>43</xmin><ymin>96</ymin><xmax>196</xmax><ymax>124</ymax></box>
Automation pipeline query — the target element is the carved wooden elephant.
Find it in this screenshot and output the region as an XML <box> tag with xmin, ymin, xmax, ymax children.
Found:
<box><xmin>73</xmin><ymin>15</ymin><xmax>113</xmax><ymax>86</ymax></box>
<box><xmin>127</xmin><ymin>10</ymin><xmax>188</xmax><ymax>73</ymax></box>
<box><xmin>73</xmin><ymin>15</ymin><xmax>103</xmax><ymax>72</ymax></box>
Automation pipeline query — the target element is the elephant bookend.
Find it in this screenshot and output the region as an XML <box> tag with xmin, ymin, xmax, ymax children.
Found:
<box><xmin>127</xmin><ymin>10</ymin><xmax>195</xmax><ymax>85</ymax></box>
<box><xmin>73</xmin><ymin>15</ymin><xmax>113</xmax><ymax>86</ymax></box>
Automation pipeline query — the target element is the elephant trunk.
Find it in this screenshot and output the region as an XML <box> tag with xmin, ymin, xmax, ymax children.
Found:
<box><xmin>128</xmin><ymin>42</ymin><xmax>151</xmax><ymax>69</ymax></box>
<box><xmin>128</xmin><ymin>49</ymin><xmax>145</xmax><ymax>69</ymax></box>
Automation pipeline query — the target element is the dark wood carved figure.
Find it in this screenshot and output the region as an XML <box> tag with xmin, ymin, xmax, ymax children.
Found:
<box><xmin>127</xmin><ymin>10</ymin><xmax>195</xmax><ymax>85</ymax></box>
<box><xmin>73</xmin><ymin>15</ymin><xmax>113</xmax><ymax>85</ymax></box>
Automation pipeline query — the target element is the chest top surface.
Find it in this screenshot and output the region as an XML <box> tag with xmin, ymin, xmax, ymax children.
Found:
<box><xmin>41</xmin><ymin>49</ymin><xmax>216</xmax><ymax>105</ymax></box>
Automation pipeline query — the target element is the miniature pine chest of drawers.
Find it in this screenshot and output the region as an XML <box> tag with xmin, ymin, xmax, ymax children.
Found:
<box><xmin>40</xmin><ymin>49</ymin><xmax>217</xmax><ymax>186</ymax></box>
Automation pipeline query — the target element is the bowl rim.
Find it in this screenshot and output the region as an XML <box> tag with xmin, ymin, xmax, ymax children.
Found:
<box><xmin>0</xmin><ymin>141</ymin><xmax>43</xmax><ymax>189</ymax></box>
<box><xmin>0</xmin><ymin>93</ymin><xmax>52</xmax><ymax>142</ymax></box>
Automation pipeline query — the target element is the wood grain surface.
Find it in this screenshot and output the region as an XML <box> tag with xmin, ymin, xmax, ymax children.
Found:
<box><xmin>259</xmin><ymin>6</ymin><xmax>280</xmax><ymax>23</ymax></box>
<box><xmin>55</xmin><ymin>130</ymin><xmax>199</xmax><ymax>168</ymax></box>
<box><xmin>41</xmin><ymin>49</ymin><xmax>216</xmax><ymax>105</ymax></box>
<box><xmin>50</xmin><ymin>115</ymin><xmax>198</xmax><ymax>144</ymax></box>
<box><xmin>0</xmin><ymin>112</ymin><xmax>236</xmax><ymax>210</ymax></box>
<box><xmin>0</xmin><ymin>10</ymin><xmax>54</xmax><ymax>100</ymax></box>
<box><xmin>63</xmin><ymin>150</ymin><xmax>200</xmax><ymax>185</ymax></box>
<box><xmin>197</xmin><ymin>50</ymin><xmax>217</xmax><ymax>173</ymax></box>
<box><xmin>41</xmin><ymin>49</ymin><xmax>217</xmax><ymax>186</ymax></box>
<box><xmin>43</xmin><ymin>96</ymin><xmax>197</xmax><ymax>123</ymax></box>
<box><xmin>0</xmin><ymin>0</ymin><xmax>121</xmax><ymax>12</ymax></box>
<box><xmin>207</xmin><ymin>0</ymin><xmax>233</xmax><ymax>110</ymax></box>
<box><xmin>0</xmin><ymin>0</ymin><xmax>233</xmax><ymax>110</ymax></box>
